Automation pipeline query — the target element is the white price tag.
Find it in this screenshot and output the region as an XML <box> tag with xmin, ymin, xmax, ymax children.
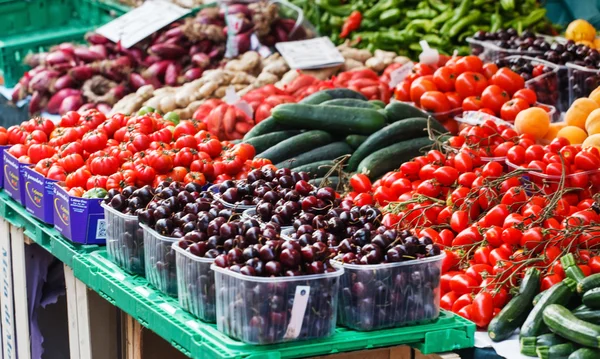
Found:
<box><xmin>95</xmin><ymin>0</ymin><xmax>191</xmax><ymax>48</ymax></box>
<box><xmin>276</xmin><ymin>37</ymin><xmax>344</xmax><ymax>70</ymax></box>
<box><xmin>389</xmin><ymin>62</ymin><xmax>414</xmax><ymax>88</ymax></box>
<box><xmin>284</xmin><ymin>285</ymin><xmax>310</xmax><ymax>339</ymax></box>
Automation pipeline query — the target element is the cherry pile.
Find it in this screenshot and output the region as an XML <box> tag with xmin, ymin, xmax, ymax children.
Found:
<box><xmin>472</xmin><ymin>29</ymin><xmax>549</xmax><ymax>54</ymax></box>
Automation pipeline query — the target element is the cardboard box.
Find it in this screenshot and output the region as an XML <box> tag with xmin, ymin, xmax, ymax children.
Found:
<box><xmin>3</xmin><ymin>150</ymin><xmax>32</xmax><ymax>204</ymax></box>
<box><xmin>23</xmin><ymin>167</ymin><xmax>57</xmax><ymax>224</ymax></box>
<box><xmin>53</xmin><ymin>184</ymin><xmax>106</xmax><ymax>244</ymax></box>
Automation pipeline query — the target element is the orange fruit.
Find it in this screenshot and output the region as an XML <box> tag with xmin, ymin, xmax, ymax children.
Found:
<box><xmin>586</xmin><ymin>108</ymin><xmax>600</xmax><ymax>135</ymax></box>
<box><xmin>556</xmin><ymin>126</ymin><xmax>587</xmax><ymax>144</ymax></box>
<box><xmin>566</xmin><ymin>98</ymin><xmax>599</xmax><ymax>129</ymax></box>
<box><xmin>583</xmin><ymin>133</ymin><xmax>600</xmax><ymax>150</ymax></box>
<box><xmin>590</xmin><ymin>87</ymin><xmax>600</xmax><ymax>106</ymax></box>
<box><xmin>566</xmin><ymin>19</ymin><xmax>596</xmax><ymax>42</ymax></box>
<box><xmin>515</xmin><ymin>107</ymin><xmax>550</xmax><ymax>139</ymax></box>
<box><xmin>542</xmin><ymin>121</ymin><xmax>567</xmax><ymax>143</ymax></box>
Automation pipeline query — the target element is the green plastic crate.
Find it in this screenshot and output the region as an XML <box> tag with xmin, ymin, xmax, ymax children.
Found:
<box><xmin>0</xmin><ymin>0</ymin><xmax>129</xmax><ymax>87</ymax></box>
<box><xmin>0</xmin><ymin>190</ymin><xmax>101</xmax><ymax>266</ymax></box>
<box><xmin>74</xmin><ymin>250</ymin><xmax>475</xmax><ymax>359</ymax></box>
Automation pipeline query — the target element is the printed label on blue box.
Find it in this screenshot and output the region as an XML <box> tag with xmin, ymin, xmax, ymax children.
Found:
<box><xmin>23</xmin><ymin>167</ymin><xmax>56</xmax><ymax>224</ymax></box>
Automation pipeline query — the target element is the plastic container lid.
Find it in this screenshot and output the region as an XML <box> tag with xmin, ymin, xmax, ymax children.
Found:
<box><xmin>211</xmin><ymin>262</ymin><xmax>344</xmax><ymax>282</ymax></box>
<box><xmin>331</xmin><ymin>251</ymin><xmax>445</xmax><ymax>271</ymax></box>
<box><xmin>101</xmin><ymin>201</ymin><xmax>138</xmax><ymax>220</ymax></box>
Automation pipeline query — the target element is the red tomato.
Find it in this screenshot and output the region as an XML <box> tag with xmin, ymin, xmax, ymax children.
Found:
<box><xmin>349</xmin><ymin>173</ymin><xmax>372</xmax><ymax>193</ymax></box>
<box><xmin>410</xmin><ymin>77</ymin><xmax>437</xmax><ymax>106</ymax></box>
<box><xmin>455</xmin><ymin>72</ymin><xmax>488</xmax><ymax>98</ymax></box>
<box><xmin>466</xmin><ymin>264</ymin><xmax>493</xmax><ymax>283</ymax></box>
<box><xmin>442</xmin><ymin>250</ymin><xmax>460</xmax><ymax>272</ymax></box>
<box><xmin>394</xmin><ymin>81</ymin><xmax>411</xmax><ymax>101</ymax></box>
<box><xmin>513</xmin><ymin>88</ymin><xmax>537</xmax><ymax>105</ymax></box>
<box><xmin>520</xmin><ymin>227</ymin><xmax>544</xmax><ymax>252</ymax></box>
<box><xmin>491</xmin><ymin>287</ymin><xmax>509</xmax><ymax>308</ymax></box>
<box><xmin>474</xmin><ymin>246</ymin><xmax>492</xmax><ymax>265</ymax></box>
<box><xmin>82</xmin><ymin>130</ymin><xmax>108</xmax><ymax>153</ymax></box>
<box><xmin>457</xmin><ymin>304</ymin><xmax>473</xmax><ymax>320</ymax></box>
<box><xmin>452</xmin><ymin>293</ymin><xmax>473</xmax><ymax>312</ymax></box>
<box><xmin>482</xmin><ymin>63</ymin><xmax>498</xmax><ymax>79</ymax></box>
<box><xmin>420</xmin><ymin>91</ymin><xmax>452</xmax><ymax>113</ymax></box>
<box><xmin>541</xmin><ymin>274</ymin><xmax>562</xmax><ymax>291</ymax></box>
<box><xmin>580</xmin><ymin>265</ymin><xmax>592</xmax><ymax>277</ymax></box>
<box><xmin>481</xmin><ymin>85</ymin><xmax>510</xmax><ymax>115</ymax></box>
<box><xmin>471</xmin><ymin>292</ymin><xmax>494</xmax><ymax>327</ymax></box>
<box><xmin>433</xmin><ymin>166</ymin><xmax>459</xmax><ymax>186</ymax></box>
<box><xmin>455</xmin><ymin>56</ymin><xmax>484</xmax><ymax>74</ymax></box>
<box><xmin>590</xmin><ymin>257</ymin><xmax>600</xmax><ymax>274</ymax></box>
<box><xmin>433</xmin><ymin>66</ymin><xmax>457</xmax><ymax>92</ymax></box>
<box><xmin>441</xmin><ymin>291</ymin><xmax>459</xmax><ymax>311</ymax></box>
<box><xmin>373</xmin><ymin>186</ymin><xmax>396</xmax><ymax>206</ymax></box>
<box><xmin>501</xmin><ymin>186</ymin><xmax>527</xmax><ymax>211</ymax></box>
<box><xmin>462</xmin><ymin>96</ymin><xmax>482</xmax><ymax>111</ymax></box>
<box><xmin>500</xmin><ymin>98</ymin><xmax>530</xmax><ymax>122</ymax></box>
<box><xmin>489</xmin><ymin>247</ymin><xmax>511</xmax><ymax>266</ymax></box>
<box><xmin>490</xmin><ymin>67</ymin><xmax>525</xmax><ymax>96</ymax></box>
<box><xmin>450</xmin><ymin>210</ymin><xmax>469</xmax><ymax>233</ymax></box>
<box><xmin>446</xmin><ymin>92</ymin><xmax>462</xmax><ymax>109</ymax></box>
<box><xmin>484</xmin><ymin>226</ymin><xmax>504</xmax><ymax>248</ymax></box>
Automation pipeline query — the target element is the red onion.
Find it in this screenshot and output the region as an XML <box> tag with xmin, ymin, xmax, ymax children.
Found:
<box><xmin>143</xmin><ymin>60</ymin><xmax>172</xmax><ymax>79</ymax></box>
<box><xmin>129</xmin><ymin>73</ymin><xmax>148</xmax><ymax>90</ymax></box>
<box><xmin>149</xmin><ymin>43</ymin><xmax>186</xmax><ymax>59</ymax></box>
<box><xmin>78</xmin><ymin>103</ymin><xmax>96</xmax><ymax>112</ymax></box>
<box><xmin>146</xmin><ymin>75</ymin><xmax>162</xmax><ymax>89</ymax></box>
<box><xmin>164</xmin><ymin>62</ymin><xmax>181</xmax><ymax>86</ymax></box>
<box><xmin>191</xmin><ymin>53</ymin><xmax>210</xmax><ymax>68</ymax></box>
<box><xmin>74</xmin><ymin>47</ymin><xmax>104</xmax><ymax>62</ymax></box>
<box><xmin>48</xmin><ymin>89</ymin><xmax>82</xmax><ymax>114</ymax></box>
<box><xmin>54</xmin><ymin>75</ymin><xmax>76</xmax><ymax>91</ymax></box>
<box><xmin>45</xmin><ymin>50</ymin><xmax>72</xmax><ymax>66</ymax></box>
<box><xmin>109</xmin><ymin>84</ymin><xmax>127</xmax><ymax>100</ymax></box>
<box><xmin>165</xmin><ymin>27</ymin><xmax>183</xmax><ymax>39</ymax></box>
<box><xmin>143</xmin><ymin>55</ymin><xmax>161</xmax><ymax>67</ymax></box>
<box><xmin>60</xmin><ymin>95</ymin><xmax>84</xmax><ymax>114</ymax></box>
<box><xmin>235</xmin><ymin>32</ymin><xmax>251</xmax><ymax>54</ymax></box>
<box><xmin>56</xmin><ymin>43</ymin><xmax>76</xmax><ymax>56</ymax></box>
<box><xmin>69</xmin><ymin>65</ymin><xmax>96</xmax><ymax>82</ymax></box>
<box><xmin>165</xmin><ymin>36</ymin><xmax>184</xmax><ymax>45</ymax></box>
<box><xmin>85</xmin><ymin>33</ymin><xmax>110</xmax><ymax>45</ymax></box>
<box><xmin>89</xmin><ymin>45</ymin><xmax>108</xmax><ymax>59</ymax></box>
<box><xmin>96</xmin><ymin>103</ymin><xmax>111</xmax><ymax>114</ymax></box>
<box><xmin>29</xmin><ymin>70</ymin><xmax>60</xmax><ymax>93</ymax></box>
<box><xmin>123</xmin><ymin>48</ymin><xmax>144</xmax><ymax>66</ymax></box>
<box><xmin>274</xmin><ymin>24</ymin><xmax>289</xmax><ymax>43</ymax></box>
<box><xmin>25</xmin><ymin>53</ymin><xmax>47</xmax><ymax>68</ymax></box>
<box><xmin>11</xmin><ymin>84</ymin><xmax>25</xmax><ymax>103</ymax></box>
<box><xmin>29</xmin><ymin>91</ymin><xmax>47</xmax><ymax>114</ymax></box>
<box><xmin>189</xmin><ymin>40</ymin><xmax>212</xmax><ymax>55</ymax></box>
<box><xmin>184</xmin><ymin>67</ymin><xmax>204</xmax><ymax>82</ymax></box>
<box><xmin>208</xmin><ymin>45</ymin><xmax>224</xmax><ymax>60</ymax></box>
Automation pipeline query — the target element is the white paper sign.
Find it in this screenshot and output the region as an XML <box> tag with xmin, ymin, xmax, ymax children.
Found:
<box><xmin>389</xmin><ymin>62</ymin><xmax>414</xmax><ymax>88</ymax></box>
<box><xmin>276</xmin><ymin>37</ymin><xmax>344</xmax><ymax>70</ymax></box>
<box><xmin>95</xmin><ymin>0</ymin><xmax>191</xmax><ymax>48</ymax></box>
<box><xmin>284</xmin><ymin>285</ymin><xmax>310</xmax><ymax>339</ymax></box>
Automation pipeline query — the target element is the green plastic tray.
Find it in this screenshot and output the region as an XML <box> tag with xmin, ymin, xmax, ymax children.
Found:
<box><xmin>0</xmin><ymin>0</ymin><xmax>128</xmax><ymax>87</ymax></box>
<box><xmin>74</xmin><ymin>250</ymin><xmax>475</xmax><ymax>359</ymax></box>
<box><xmin>0</xmin><ymin>190</ymin><xmax>101</xmax><ymax>266</ymax></box>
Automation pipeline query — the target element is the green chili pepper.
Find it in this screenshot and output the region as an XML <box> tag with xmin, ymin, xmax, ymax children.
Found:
<box><xmin>520</xmin><ymin>8</ymin><xmax>546</xmax><ymax>28</ymax></box>
<box><xmin>406</xmin><ymin>8</ymin><xmax>438</xmax><ymax>19</ymax></box>
<box><xmin>364</xmin><ymin>0</ymin><xmax>398</xmax><ymax>19</ymax></box>
<box><xmin>500</xmin><ymin>0</ymin><xmax>515</xmax><ymax>11</ymax></box>
<box><xmin>409</xmin><ymin>42</ymin><xmax>423</xmax><ymax>52</ymax></box>
<box><xmin>422</xmin><ymin>34</ymin><xmax>444</xmax><ymax>46</ymax></box>
<box><xmin>315</xmin><ymin>0</ymin><xmax>353</xmax><ymax>17</ymax></box>
<box><xmin>359</xmin><ymin>18</ymin><xmax>379</xmax><ymax>30</ymax></box>
<box><xmin>427</xmin><ymin>0</ymin><xmax>449</xmax><ymax>12</ymax></box>
<box><xmin>431</xmin><ymin>10</ymin><xmax>453</xmax><ymax>28</ymax></box>
<box><xmin>473</xmin><ymin>0</ymin><xmax>491</xmax><ymax>6</ymax></box>
<box><xmin>83</xmin><ymin>188</ymin><xmax>108</xmax><ymax>199</ymax></box>
<box><xmin>448</xmin><ymin>10</ymin><xmax>480</xmax><ymax>38</ymax></box>
<box><xmin>490</xmin><ymin>6</ymin><xmax>502</xmax><ymax>32</ymax></box>
<box><xmin>321</xmin><ymin>12</ymin><xmax>331</xmax><ymax>26</ymax></box>
<box><xmin>450</xmin><ymin>0</ymin><xmax>472</xmax><ymax>23</ymax></box>
<box><xmin>406</xmin><ymin>19</ymin><xmax>434</xmax><ymax>33</ymax></box>
<box><xmin>330</xmin><ymin>15</ymin><xmax>344</xmax><ymax>27</ymax></box>
<box><xmin>392</xmin><ymin>18</ymin><xmax>411</xmax><ymax>30</ymax></box>
<box><xmin>380</xmin><ymin>8</ymin><xmax>401</xmax><ymax>25</ymax></box>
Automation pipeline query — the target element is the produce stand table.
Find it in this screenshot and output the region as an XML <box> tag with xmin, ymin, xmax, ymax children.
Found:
<box><xmin>0</xmin><ymin>188</ymin><xmax>475</xmax><ymax>358</ymax></box>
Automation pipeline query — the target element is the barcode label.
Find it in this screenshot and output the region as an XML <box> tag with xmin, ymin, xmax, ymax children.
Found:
<box><xmin>96</xmin><ymin>219</ymin><xmax>107</xmax><ymax>239</ymax></box>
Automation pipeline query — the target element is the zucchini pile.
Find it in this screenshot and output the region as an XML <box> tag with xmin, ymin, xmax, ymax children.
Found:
<box><xmin>243</xmin><ymin>89</ymin><xmax>448</xmax><ymax>182</ymax></box>
<box><xmin>490</xmin><ymin>254</ymin><xmax>600</xmax><ymax>359</ymax></box>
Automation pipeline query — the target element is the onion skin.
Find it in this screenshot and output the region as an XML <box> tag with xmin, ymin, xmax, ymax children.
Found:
<box><xmin>78</xmin><ymin>103</ymin><xmax>96</xmax><ymax>112</ymax></box>
<box><xmin>29</xmin><ymin>91</ymin><xmax>47</xmax><ymax>114</ymax></box>
<box><xmin>143</xmin><ymin>60</ymin><xmax>171</xmax><ymax>79</ymax></box>
<box><xmin>59</xmin><ymin>95</ymin><xmax>84</xmax><ymax>114</ymax></box>
<box><xmin>54</xmin><ymin>75</ymin><xmax>76</xmax><ymax>91</ymax></box>
<box><xmin>48</xmin><ymin>89</ymin><xmax>82</xmax><ymax>114</ymax></box>
<box><xmin>29</xmin><ymin>70</ymin><xmax>60</xmax><ymax>93</ymax></box>
<box><xmin>69</xmin><ymin>65</ymin><xmax>96</xmax><ymax>82</ymax></box>
<box><xmin>150</xmin><ymin>43</ymin><xmax>187</xmax><ymax>59</ymax></box>
<box><xmin>45</xmin><ymin>50</ymin><xmax>72</xmax><ymax>66</ymax></box>
<box><xmin>74</xmin><ymin>47</ymin><xmax>104</xmax><ymax>62</ymax></box>
<box><xmin>164</xmin><ymin>62</ymin><xmax>181</xmax><ymax>86</ymax></box>
<box><xmin>129</xmin><ymin>73</ymin><xmax>148</xmax><ymax>90</ymax></box>
<box><xmin>184</xmin><ymin>67</ymin><xmax>204</xmax><ymax>82</ymax></box>
<box><xmin>85</xmin><ymin>33</ymin><xmax>110</xmax><ymax>45</ymax></box>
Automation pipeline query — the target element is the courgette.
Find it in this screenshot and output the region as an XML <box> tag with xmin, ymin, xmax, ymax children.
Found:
<box><xmin>543</xmin><ymin>304</ymin><xmax>600</xmax><ymax>348</ymax></box>
<box><xmin>256</xmin><ymin>130</ymin><xmax>333</xmax><ymax>164</ymax></box>
<box><xmin>569</xmin><ymin>348</ymin><xmax>600</xmax><ymax>359</ymax></box>
<box><xmin>562</xmin><ymin>254</ymin><xmax>586</xmax><ymax>283</ymax></box>
<box><xmin>537</xmin><ymin>333</ymin><xmax>567</xmax><ymax>348</ymax></box>
<box><xmin>534</xmin><ymin>291</ymin><xmax>546</xmax><ymax>306</ymax></box>
<box><xmin>369</xmin><ymin>100</ymin><xmax>386</xmax><ymax>108</ymax></box>
<box><xmin>345</xmin><ymin>134</ymin><xmax>368</xmax><ymax>149</ymax></box>
<box><xmin>384</xmin><ymin>101</ymin><xmax>429</xmax><ymax>123</ymax></box>
<box><xmin>242</xmin><ymin>130</ymin><xmax>301</xmax><ymax>154</ymax></box>
<box><xmin>357</xmin><ymin>137</ymin><xmax>433</xmax><ymax>180</ymax></box>
<box><xmin>578</xmin><ymin>273</ymin><xmax>600</xmax><ymax>295</ymax></box>
<box><xmin>488</xmin><ymin>268</ymin><xmax>541</xmax><ymax>342</ymax></box>
<box><xmin>521</xmin><ymin>278</ymin><xmax>576</xmax><ymax>338</ymax></box>
<box><xmin>243</xmin><ymin>117</ymin><xmax>288</xmax><ymax>140</ymax></box>
<box><xmin>276</xmin><ymin>142</ymin><xmax>352</xmax><ymax>169</ymax></box>
<box><xmin>309</xmin><ymin>176</ymin><xmax>340</xmax><ymax>188</ymax></box>
<box><xmin>321</xmin><ymin>98</ymin><xmax>376</xmax><ymax>109</ymax></box>
<box><xmin>583</xmin><ymin>288</ymin><xmax>600</xmax><ymax>309</ymax></box>
<box><xmin>537</xmin><ymin>343</ymin><xmax>579</xmax><ymax>359</ymax></box>
<box><xmin>573</xmin><ymin>305</ymin><xmax>600</xmax><ymax>324</ymax></box>
<box><xmin>347</xmin><ymin>117</ymin><xmax>446</xmax><ymax>171</ymax></box>
<box><xmin>272</xmin><ymin>104</ymin><xmax>386</xmax><ymax>135</ymax></box>
<box><xmin>291</xmin><ymin>160</ymin><xmax>334</xmax><ymax>178</ymax></box>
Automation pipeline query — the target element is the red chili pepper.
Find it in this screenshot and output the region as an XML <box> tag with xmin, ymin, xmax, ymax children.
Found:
<box><xmin>340</xmin><ymin>11</ymin><xmax>362</xmax><ymax>39</ymax></box>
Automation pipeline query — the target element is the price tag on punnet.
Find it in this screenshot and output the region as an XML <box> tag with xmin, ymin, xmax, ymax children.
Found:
<box><xmin>275</xmin><ymin>37</ymin><xmax>344</xmax><ymax>70</ymax></box>
<box><xmin>388</xmin><ymin>61</ymin><xmax>414</xmax><ymax>88</ymax></box>
<box><xmin>95</xmin><ymin>0</ymin><xmax>191</xmax><ymax>49</ymax></box>
<box><xmin>224</xmin><ymin>86</ymin><xmax>253</xmax><ymax>119</ymax></box>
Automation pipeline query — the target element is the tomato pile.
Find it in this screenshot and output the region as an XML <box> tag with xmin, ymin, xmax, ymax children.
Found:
<box><xmin>392</xmin><ymin>56</ymin><xmax>551</xmax><ymax>130</ymax></box>
<box><xmin>5</xmin><ymin>109</ymin><xmax>270</xmax><ymax>197</ymax></box>
<box><xmin>347</xmin><ymin>119</ymin><xmax>600</xmax><ymax>328</ymax></box>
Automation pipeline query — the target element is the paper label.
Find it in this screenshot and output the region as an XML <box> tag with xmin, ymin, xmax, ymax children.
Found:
<box><xmin>389</xmin><ymin>62</ymin><xmax>414</xmax><ymax>88</ymax></box>
<box><xmin>224</xmin><ymin>86</ymin><xmax>253</xmax><ymax>119</ymax></box>
<box><xmin>275</xmin><ymin>37</ymin><xmax>344</xmax><ymax>70</ymax></box>
<box><xmin>95</xmin><ymin>0</ymin><xmax>191</xmax><ymax>48</ymax></box>
<box><xmin>284</xmin><ymin>285</ymin><xmax>310</xmax><ymax>339</ymax></box>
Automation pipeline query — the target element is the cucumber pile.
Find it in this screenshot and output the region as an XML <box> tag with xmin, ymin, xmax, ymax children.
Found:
<box><xmin>243</xmin><ymin>89</ymin><xmax>448</xmax><ymax>181</ymax></box>
<box><xmin>489</xmin><ymin>253</ymin><xmax>600</xmax><ymax>359</ymax></box>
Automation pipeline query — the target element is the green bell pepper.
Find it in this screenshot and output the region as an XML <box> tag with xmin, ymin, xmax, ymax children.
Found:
<box><xmin>83</xmin><ymin>188</ymin><xmax>108</xmax><ymax>199</ymax></box>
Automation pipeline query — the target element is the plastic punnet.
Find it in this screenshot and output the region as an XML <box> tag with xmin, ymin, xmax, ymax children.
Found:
<box><xmin>333</xmin><ymin>253</ymin><xmax>444</xmax><ymax>331</ymax></box>
<box><xmin>141</xmin><ymin>223</ymin><xmax>178</xmax><ymax>297</ymax></box>
<box><xmin>467</xmin><ymin>37</ymin><xmax>543</xmax><ymax>63</ymax></box>
<box><xmin>213</xmin><ymin>264</ymin><xmax>343</xmax><ymax>344</ymax></box>
<box><xmin>102</xmin><ymin>202</ymin><xmax>144</xmax><ymax>275</ymax></box>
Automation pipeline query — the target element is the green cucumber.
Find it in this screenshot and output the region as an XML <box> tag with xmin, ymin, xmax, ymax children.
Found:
<box><xmin>369</xmin><ymin>100</ymin><xmax>386</xmax><ymax>108</ymax></box>
<box><xmin>357</xmin><ymin>137</ymin><xmax>433</xmax><ymax>180</ymax></box>
<box><xmin>309</xmin><ymin>176</ymin><xmax>340</xmax><ymax>188</ymax></box>
<box><xmin>537</xmin><ymin>343</ymin><xmax>579</xmax><ymax>359</ymax></box>
<box><xmin>521</xmin><ymin>278</ymin><xmax>576</xmax><ymax>338</ymax></box>
<box><xmin>291</xmin><ymin>160</ymin><xmax>334</xmax><ymax>178</ymax></box>
<box><xmin>583</xmin><ymin>288</ymin><xmax>600</xmax><ymax>309</ymax></box>
<box><xmin>318</xmin><ymin>88</ymin><xmax>367</xmax><ymax>100</ymax></box>
<box><xmin>543</xmin><ymin>304</ymin><xmax>600</xmax><ymax>347</ymax></box>
<box><xmin>243</xmin><ymin>117</ymin><xmax>288</xmax><ymax>140</ymax></box>
<box><xmin>242</xmin><ymin>130</ymin><xmax>301</xmax><ymax>154</ymax></box>
<box><xmin>299</xmin><ymin>91</ymin><xmax>333</xmax><ymax>105</ymax></box>
<box><xmin>272</xmin><ymin>104</ymin><xmax>386</xmax><ymax>135</ymax></box>
<box><xmin>578</xmin><ymin>273</ymin><xmax>600</xmax><ymax>295</ymax></box>
<box><xmin>537</xmin><ymin>333</ymin><xmax>567</xmax><ymax>348</ymax></box>
<box><xmin>534</xmin><ymin>291</ymin><xmax>546</xmax><ymax>306</ymax></box>
<box><xmin>321</xmin><ymin>99</ymin><xmax>375</xmax><ymax>109</ymax></box>
<box><xmin>276</xmin><ymin>142</ymin><xmax>352</xmax><ymax>169</ymax></box>
<box><xmin>488</xmin><ymin>268</ymin><xmax>541</xmax><ymax>342</ymax></box>
<box><xmin>347</xmin><ymin>117</ymin><xmax>446</xmax><ymax>171</ymax></box>
<box><xmin>384</xmin><ymin>101</ymin><xmax>429</xmax><ymax>123</ymax></box>
<box><xmin>569</xmin><ymin>348</ymin><xmax>600</xmax><ymax>359</ymax></box>
<box><xmin>573</xmin><ymin>305</ymin><xmax>600</xmax><ymax>323</ymax></box>
<box><xmin>256</xmin><ymin>130</ymin><xmax>332</xmax><ymax>164</ymax></box>
<box><xmin>345</xmin><ymin>134</ymin><xmax>368</xmax><ymax>149</ymax></box>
